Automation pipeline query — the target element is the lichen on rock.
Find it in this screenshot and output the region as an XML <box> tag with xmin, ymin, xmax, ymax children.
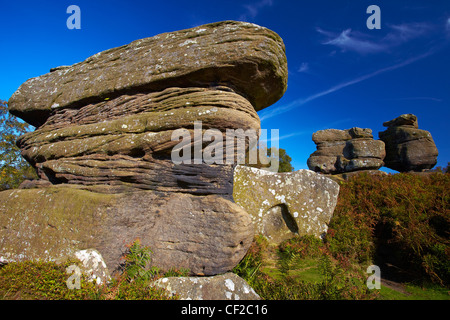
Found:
<box><xmin>233</xmin><ymin>165</ymin><xmax>340</xmax><ymax>244</ymax></box>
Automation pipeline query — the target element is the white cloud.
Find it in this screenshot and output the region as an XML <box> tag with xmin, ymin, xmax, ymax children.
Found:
<box><xmin>298</xmin><ymin>62</ymin><xmax>309</xmax><ymax>73</ymax></box>
<box><xmin>240</xmin><ymin>0</ymin><xmax>273</xmax><ymax>20</ymax></box>
<box><xmin>385</xmin><ymin>22</ymin><xmax>431</xmax><ymax>43</ymax></box>
<box><xmin>259</xmin><ymin>50</ymin><xmax>436</xmax><ymax>122</ymax></box>
<box><xmin>318</xmin><ymin>22</ymin><xmax>432</xmax><ymax>55</ymax></box>
<box><xmin>387</xmin><ymin>97</ymin><xmax>443</xmax><ymax>103</ymax></box>
<box><xmin>321</xmin><ymin>28</ymin><xmax>385</xmax><ymax>54</ymax></box>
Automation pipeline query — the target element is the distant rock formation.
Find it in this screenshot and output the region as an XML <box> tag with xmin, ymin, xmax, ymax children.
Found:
<box><xmin>307</xmin><ymin>127</ymin><xmax>385</xmax><ymax>174</ymax></box>
<box><xmin>379</xmin><ymin>114</ymin><xmax>438</xmax><ymax>172</ymax></box>
<box><xmin>233</xmin><ymin>165</ymin><xmax>340</xmax><ymax>243</ymax></box>
<box><xmin>1</xmin><ymin>21</ymin><xmax>288</xmax><ymax>276</ymax></box>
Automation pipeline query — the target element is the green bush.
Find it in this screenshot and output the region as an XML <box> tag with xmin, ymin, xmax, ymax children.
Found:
<box><xmin>0</xmin><ymin>260</ymin><xmax>98</xmax><ymax>300</ymax></box>
<box><xmin>0</xmin><ymin>240</ymin><xmax>185</xmax><ymax>300</ymax></box>
<box><xmin>120</xmin><ymin>238</ymin><xmax>160</xmax><ymax>283</ymax></box>
<box><xmin>233</xmin><ymin>172</ymin><xmax>449</xmax><ymax>299</ymax></box>
<box><xmin>0</xmin><ymin>100</ymin><xmax>38</xmax><ymax>190</ymax></box>
<box><xmin>326</xmin><ymin>172</ymin><xmax>450</xmax><ymax>286</ymax></box>
<box><xmin>233</xmin><ymin>235</ymin><xmax>375</xmax><ymax>300</ymax></box>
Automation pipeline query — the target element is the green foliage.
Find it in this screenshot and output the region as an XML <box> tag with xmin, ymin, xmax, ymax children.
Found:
<box><xmin>120</xmin><ymin>239</ymin><xmax>189</xmax><ymax>282</ymax></box>
<box><xmin>121</xmin><ymin>238</ymin><xmax>160</xmax><ymax>283</ymax></box>
<box><xmin>0</xmin><ymin>99</ymin><xmax>37</xmax><ymax>190</ymax></box>
<box><xmin>233</xmin><ymin>172</ymin><xmax>449</xmax><ymax>300</ymax></box>
<box><xmin>244</xmin><ymin>147</ymin><xmax>294</xmax><ymax>173</ymax></box>
<box><xmin>233</xmin><ymin>235</ymin><xmax>266</xmax><ymax>282</ymax></box>
<box><xmin>0</xmin><ymin>240</ymin><xmax>187</xmax><ymax>300</ymax></box>
<box><xmin>270</xmin><ymin>148</ymin><xmax>294</xmax><ymax>173</ymax></box>
<box><xmin>233</xmin><ymin>235</ymin><xmax>375</xmax><ymax>300</ymax></box>
<box><xmin>0</xmin><ymin>260</ymin><xmax>98</xmax><ymax>300</ymax></box>
<box><xmin>326</xmin><ymin>172</ymin><xmax>450</xmax><ymax>286</ymax></box>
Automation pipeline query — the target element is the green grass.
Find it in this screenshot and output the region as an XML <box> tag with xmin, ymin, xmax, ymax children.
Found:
<box><xmin>233</xmin><ymin>233</ymin><xmax>450</xmax><ymax>300</ymax></box>
<box><xmin>379</xmin><ymin>282</ymin><xmax>450</xmax><ymax>300</ymax></box>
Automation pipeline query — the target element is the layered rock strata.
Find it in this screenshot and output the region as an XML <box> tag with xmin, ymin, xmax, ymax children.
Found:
<box><xmin>379</xmin><ymin>114</ymin><xmax>438</xmax><ymax>172</ymax></box>
<box><xmin>16</xmin><ymin>87</ymin><xmax>260</xmax><ymax>197</ymax></box>
<box><xmin>307</xmin><ymin>127</ymin><xmax>385</xmax><ymax>174</ymax></box>
<box><xmin>1</xmin><ymin>21</ymin><xmax>288</xmax><ymax>275</ymax></box>
<box><xmin>9</xmin><ymin>21</ymin><xmax>287</xmax><ymax>127</ymax></box>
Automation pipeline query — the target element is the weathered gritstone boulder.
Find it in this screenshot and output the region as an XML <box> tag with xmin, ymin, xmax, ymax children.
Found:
<box><xmin>2</xmin><ymin>21</ymin><xmax>288</xmax><ymax>276</ymax></box>
<box><xmin>379</xmin><ymin>114</ymin><xmax>438</xmax><ymax>172</ymax></box>
<box><xmin>307</xmin><ymin>127</ymin><xmax>385</xmax><ymax>174</ymax></box>
<box><xmin>16</xmin><ymin>87</ymin><xmax>260</xmax><ymax>197</ymax></box>
<box><xmin>153</xmin><ymin>272</ymin><xmax>260</xmax><ymax>300</ymax></box>
<box><xmin>10</xmin><ymin>21</ymin><xmax>287</xmax><ymax>196</ymax></box>
<box><xmin>233</xmin><ymin>165</ymin><xmax>339</xmax><ymax>243</ymax></box>
<box><xmin>8</xmin><ymin>21</ymin><xmax>287</xmax><ymax>127</ymax></box>
<box><xmin>0</xmin><ymin>187</ymin><xmax>254</xmax><ymax>276</ymax></box>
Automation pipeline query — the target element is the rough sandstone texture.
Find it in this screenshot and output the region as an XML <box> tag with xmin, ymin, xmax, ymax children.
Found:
<box><xmin>0</xmin><ymin>187</ymin><xmax>254</xmax><ymax>276</ymax></box>
<box><xmin>16</xmin><ymin>87</ymin><xmax>260</xmax><ymax>196</ymax></box>
<box><xmin>153</xmin><ymin>272</ymin><xmax>260</xmax><ymax>300</ymax></box>
<box><xmin>307</xmin><ymin>127</ymin><xmax>385</xmax><ymax>174</ymax></box>
<box><xmin>1</xmin><ymin>21</ymin><xmax>288</xmax><ymax>276</ymax></box>
<box><xmin>8</xmin><ymin>21</ymin><xmax>287</xmax><ymax>127</ymax></box>
<box><xmin>233</xmin><ymin>165</ymin><xmax>340</xmax><ymax>243</ymax></box>
<box><xmin>379</xmin><ymin>114</ymin><xmax>438</xmax><ymax>172</ymax></box>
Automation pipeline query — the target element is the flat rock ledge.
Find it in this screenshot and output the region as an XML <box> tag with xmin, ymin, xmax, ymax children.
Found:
<box><xmin>153</xmin><ymin>272</ymin><xmax>260</xmax><ymax>300</ymax></box>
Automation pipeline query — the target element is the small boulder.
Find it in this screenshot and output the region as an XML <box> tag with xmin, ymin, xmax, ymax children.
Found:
<box><xmin>383</xmin><ymin>113</ymin><xmax>418</xmax><ymax>128</ymax></box>
<box><xmin>68</xmin><ymin>249</ymin><xmax>110</xmax><ymax>285</ymax></box>
<box><xmin>233</xmin><ymin>165</ymin><xmax>339</xmax><ymax>243</ymax></box>
<box><xmin>153</xmin><ymin>272</ymin><xmax>260</xmax><ymax>300</ymax></box>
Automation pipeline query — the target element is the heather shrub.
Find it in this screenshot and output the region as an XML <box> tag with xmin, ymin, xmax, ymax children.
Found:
<box><xmin>326</xmin><ymin>172</ymin><xmax>449</xmax><ymax>286</ymax></box>
<box><xmin>0</xmin><ymin>240</ymin><xmax>182</xmax><ymax>300</ymax></box>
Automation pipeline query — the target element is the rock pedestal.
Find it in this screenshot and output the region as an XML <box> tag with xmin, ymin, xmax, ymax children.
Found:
<box><xmin>379</xmin><ymin>114</ymin><xmax>438</xmax><ymax>172</ymax></box>
<box><xmin>307</xmin><ymin>127</ymin><xmax>385</xmax><ymax>174</ymax></box>
<box><xmin>1</xmin><ymin>21</ymin><xmax>288</xmax><ymax>276</ymax></box>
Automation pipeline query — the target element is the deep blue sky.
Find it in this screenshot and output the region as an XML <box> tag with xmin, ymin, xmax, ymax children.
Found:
<box><xmin>1</xmin><ymin>0</ymin><xmax>449</xmax><ymax>171</ymax></box>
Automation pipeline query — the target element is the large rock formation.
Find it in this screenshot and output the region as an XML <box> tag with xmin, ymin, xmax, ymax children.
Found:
<box><xmin>1</xmin><ymin>21</ymin><xmax>288</xmax><ymax>276</ymax></box>
<box><xmin>307</xmin><ymin>127</ymin><xmax>385</xmax><ymax>174</ymax></box>
<box><xmin>233</xmin><ymin>165</ymin><xmax>339</xmax><ymax>243</ymax></box>
<box><xmin>9</xmin><ymin>21</ymin><xmax>287</xmax><ymax>127</ymax></box>
<box><xmin>379</xmin><ymin>114</ymin><xmax>438</xmax><ymax>172</ymax></box>
<box><xmin>0</xmin><ymin>187</ymin><xmax>253</xmax><ymax>275</ymax></box>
